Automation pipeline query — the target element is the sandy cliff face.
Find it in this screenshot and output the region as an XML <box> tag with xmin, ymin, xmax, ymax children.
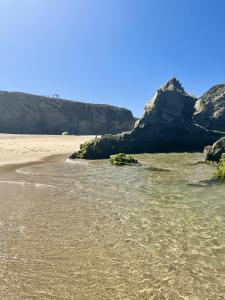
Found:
<box><xmin>0</xmin><ymin>91</ymin><xmax>134</xmax><ymax>134</ymax></box>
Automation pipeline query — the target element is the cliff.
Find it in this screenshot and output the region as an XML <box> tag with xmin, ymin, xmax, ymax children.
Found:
<box><xmin>194</xmin><ymin>84</ymin><xmax>225</xmax><ymax>131</ymax></box>
<box><xmin>0</xmin><ymin>91</ymin><xmax>134</xmax><ymax>135</ymax></box>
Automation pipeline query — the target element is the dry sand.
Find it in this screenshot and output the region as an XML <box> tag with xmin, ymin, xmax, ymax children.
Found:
<box><xmin>0</xmin><ymin>134</ymin><xmax>94</xmax><ymax>166</ymax></box>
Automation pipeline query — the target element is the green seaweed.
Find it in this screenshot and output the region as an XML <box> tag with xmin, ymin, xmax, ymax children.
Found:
<box><xmin>110</xmin><ymin>153</ymin><xmax>138</xmax><ymax>166</ymax></box>
<box><xmin>70</xmin><ymin>141</ymin><xmax>92</xmax><ymax>159</ymax></box>
<box><xmin>216</xmin><ymin>154</ymin><xmax>225</xmax><ymax>179</ymax></box>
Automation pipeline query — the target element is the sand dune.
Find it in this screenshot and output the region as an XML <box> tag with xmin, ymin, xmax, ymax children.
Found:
<box><xmin>0</xmin><ymin>134</ymin><xmax>94</xmax><ymax>166</ymax></box>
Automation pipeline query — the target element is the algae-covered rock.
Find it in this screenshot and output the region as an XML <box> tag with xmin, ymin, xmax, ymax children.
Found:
<box><xmin>110</xmin><ymin>153</ymin><xmax>138</xmax><ymax>166</ymax></box>
<box><xmin>216</xmin><ymin>154</ymin><xmax>225</xmax><ymax>179</ymax></box>
<box><xmin>69</xmin><ymin>132</ymin><xmax>134</xmax><ymax>159</ymax></box>
<box><xmin>69</xmin><ymin>140</ymin><xmax>96</xmax><ymax>159</ymax></box>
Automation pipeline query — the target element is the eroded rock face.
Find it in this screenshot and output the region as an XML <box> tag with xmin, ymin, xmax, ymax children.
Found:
<box><xmin>204</xmin><ymin>137</ymin><xmax>225</xmax><ymax>162</ymax></box>
<box><xmin>0</xmin><ymin>91</ymin><xmax>134</xmax><ymax>134</ymax></box>
<box><xmin>70</xmin><ymin>78</ymin><xmax>224</xmax><ymax>159</ymax></box>
<box><xmin>194</xmin><ymin>84</ymin><xmax>225</xmax><ymax>131</ymax></box>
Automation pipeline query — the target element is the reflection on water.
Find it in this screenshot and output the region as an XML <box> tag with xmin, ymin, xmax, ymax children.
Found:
<box><xmin>0</xmin><ymin>153</ymin><xmax>225</xmax><ymax>299</ymax></box>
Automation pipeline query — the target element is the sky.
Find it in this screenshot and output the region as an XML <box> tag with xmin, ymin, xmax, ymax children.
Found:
<box><xmin>0</xmin><ymin>0</ymin><xmax>224</xmax><ymax>117</ymax></box>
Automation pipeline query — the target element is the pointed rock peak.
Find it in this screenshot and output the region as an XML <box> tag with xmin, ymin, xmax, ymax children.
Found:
<box><xmin>162</xmin><ymin>77</ymin><xmax>185</xmax><ymax>93</ymax></box>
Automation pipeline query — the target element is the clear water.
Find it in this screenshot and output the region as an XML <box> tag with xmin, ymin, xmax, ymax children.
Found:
<box><xmin>0</xmin><ymin>153</ymin><xmax>225</xmax><ymax>299</ymax></box>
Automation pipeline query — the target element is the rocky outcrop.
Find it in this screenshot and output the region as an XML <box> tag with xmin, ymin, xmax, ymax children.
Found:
<box><xmin>0</xmin><ymin>91</ymin><xmax>134</xmax><ymax>135</ymax></box>
<box><xmin>194</xmin><ymin>84</ymin><xmax>225</xmax><ymax>131</ymax></box>
<box><xmin>70</xmin><ymin>78</ymin><xmax>224</xmax><ymax>159</ymax></box>
<box><xmin>204</xmin><ymin>137</ymin><xmax>225</xmax><ymax>162</ymax></box>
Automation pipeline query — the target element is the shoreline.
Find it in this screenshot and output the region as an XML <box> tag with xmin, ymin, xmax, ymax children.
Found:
<box><xmin>0</xmin><ymin>134</ymin><xmax>94</xmax><ymax>167</ymax></box>
<box><xmin>0</xmin><ymin>153</ymin><xmax>67</xmax><ymax>173</ymax></box>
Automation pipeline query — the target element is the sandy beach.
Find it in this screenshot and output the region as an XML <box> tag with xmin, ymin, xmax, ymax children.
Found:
<box><xmin>0</xmin><ymin>134</ymin><xmax>94</xmax><ymax>166</ymax></box>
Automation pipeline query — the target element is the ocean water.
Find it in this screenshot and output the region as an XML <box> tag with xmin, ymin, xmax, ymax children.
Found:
<box><xmin>0</xmin><ymin>153</ymin><xmax>225</xmax><ymax>300</ymax></box>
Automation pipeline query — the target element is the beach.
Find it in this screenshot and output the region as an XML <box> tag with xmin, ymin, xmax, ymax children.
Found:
<box><xmin>0</xmin><ymin>144</ymin><xmax>225</xmax><ymax>298</ymax></box>
<box><xmin>0</xmin><ymin>134</ymin><xmax>94</xmax><ymax>166</ymax></box>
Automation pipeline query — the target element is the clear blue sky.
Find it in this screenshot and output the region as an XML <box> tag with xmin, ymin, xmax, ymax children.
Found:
<box><xmin>0</xmin><ymin>0</ymin><xmax>224</xmax><ymax>116</ymax></box>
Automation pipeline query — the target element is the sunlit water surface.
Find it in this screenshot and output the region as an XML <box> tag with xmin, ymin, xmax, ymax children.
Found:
<box><xmin>0</xmin><ymin>153</ymin><xmax>225</xmax><ymax>300</ymax></box>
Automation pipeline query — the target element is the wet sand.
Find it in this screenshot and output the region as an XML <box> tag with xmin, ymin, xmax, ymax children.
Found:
<box><xmin>0</xmin><ymin>134</ymin><xmax>94</xmax><ymax>166</ymax></box>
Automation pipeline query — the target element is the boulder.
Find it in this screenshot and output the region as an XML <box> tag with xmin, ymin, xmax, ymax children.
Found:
<box><xmin>204</xmin><ymin>137</ymin><xmax>225</xmax><ymax>162</ymax></box>
<box><xmin>70</xmin><ymin>78</ymin><xmax>224</xmax><ymax>159</ymax></box>
<box><xmin>194</xmin><ymin>83</ymin><xmax>225</xmax><ymax>131</ymax></box>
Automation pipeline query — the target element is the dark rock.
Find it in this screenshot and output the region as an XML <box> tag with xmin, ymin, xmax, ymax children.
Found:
<box><xmin>70</xmin><ymin>132</ymin><xmax>134</xmax><ymax>159</ymax></box>
<box><xmin>110</xmin><ymin>153</ymin><xmax>138</xmax><ymax>166</ymax></box>
<box><xmin>0</xmin><ymin>91</ymin><xmax>134</xmax><ymax>135</ymax></box>
<box><xmin>194</xmin><ymin>83</ymin><xmax>225</xmax><ymax>131</ymax></box>
<box><xmin>70</xmin><ymin>78</ymin><xmax>224</xmax><ymax>159</ymax></box>
<box><xmin>204</xmin><ymin>137</ymin><xmax>225</xmax><ymax>162</ymax></box>
<box><xmin>187</xmin><ymin>179</ymin><xmax>219</xmax><ymax>187</ymax></box>
<box><xmin>143</xmin><ymin>166</ymin><xmax>171</xmax><ymax>172</ymax></box>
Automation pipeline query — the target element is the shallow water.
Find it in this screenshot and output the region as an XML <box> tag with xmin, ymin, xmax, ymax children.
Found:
<box><xmin>0</xmin><ymin>153</ymin><xmax>225</xmax><ymax>299</ymax></box>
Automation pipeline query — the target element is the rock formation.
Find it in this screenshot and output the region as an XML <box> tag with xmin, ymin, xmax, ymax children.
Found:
<box><xmin>70</xmin><ymin>78</ymin><xmax>224</xmax><ymax>159</ymax></box>
<box><xmin>0</xmin><ymin>91</ymin><xmax>134</xmax><ymax>135</ymax></box>
<box><xmin>204</xmin><ymin>137</ymin><xmax>225</xmax><ymax>162</ymax></box>
<box><xmin>194</xmin><ymin>83</ymin><xmax>225</xmax><ymax>131</ymax></box>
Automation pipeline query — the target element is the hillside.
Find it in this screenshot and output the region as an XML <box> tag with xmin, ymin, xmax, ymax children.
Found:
<box><xmin>0</xmin><ymin>91</ymin><xmax>134</xmax><ymax>135</ymax></box>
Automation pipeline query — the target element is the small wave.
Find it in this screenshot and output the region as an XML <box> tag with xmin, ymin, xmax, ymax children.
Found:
<box><xmin>35</xmin><ymin>183</ymin><xmax>55</xmax><ymax>188</ymax></box>
<box><xmin>0</xmin><ymin>180</ymin><xmax>28</xmax><ymax>186</ymax></box>
<box><xmin>0</xmin><ymin>180</ymin><xmax>55</xmax><ymax>188</ymax></box>
<box><xmin>65</xmin><ymin>158</ymin><xmax>89</xmax><ymax>165</ymax></box>
<box><xmin>16</xmin><ymin>169</ymin><xmax>41</xmax><ymax>175</ymax></box>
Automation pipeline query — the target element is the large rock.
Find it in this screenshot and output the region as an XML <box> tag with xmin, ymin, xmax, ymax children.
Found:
<box><xmin>0</xmin><ymin>91</ymin><xmax>134</xmax><ymax>135</ymax></box>
<box><xmin>204</xmin><ymin>137</ymin><xmax>225</xmax><ymax>162</ymax></box>
<box><xmin>70</xmin><ymin>78</ymin><xmax>224</xmax><ymax>159</ymax></box>
<box><xmin>194</xmin><ymin>83</ymin><xmax>225</xmax><ymax>131</ymax></box>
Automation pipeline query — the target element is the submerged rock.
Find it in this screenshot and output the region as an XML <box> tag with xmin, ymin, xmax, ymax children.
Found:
<box><xmin>194</xmin><ymin>83</ymin><xmax>225</xmax><ymax>131</ymax></box>
<box><xmin>187</xmin><ymin>179</ymin><xmax>219</xmax><ymax>187</ymax></box>
<box><xmin>216</xmin><ymin>154</ymin><xmax>225</xmax><ymax>179</ymax></box>
<box><xmin>143</xmin><ymin>166</ymin><xmax>171</xmax><ymax>172</ymax></box>
<box><xmin>204</xmin><ymin>137</ymin><xmax>225</xmax><ymax>162</ymax></box>
<box><xmin>70</xmin><ymin>77</ymin><xmax>224</xmax><ymax>159</ymax></box>
<box><xmin>109</xmin><ymin>153</ymin><xmax>138</xmax><ymax>166</ymax></box>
